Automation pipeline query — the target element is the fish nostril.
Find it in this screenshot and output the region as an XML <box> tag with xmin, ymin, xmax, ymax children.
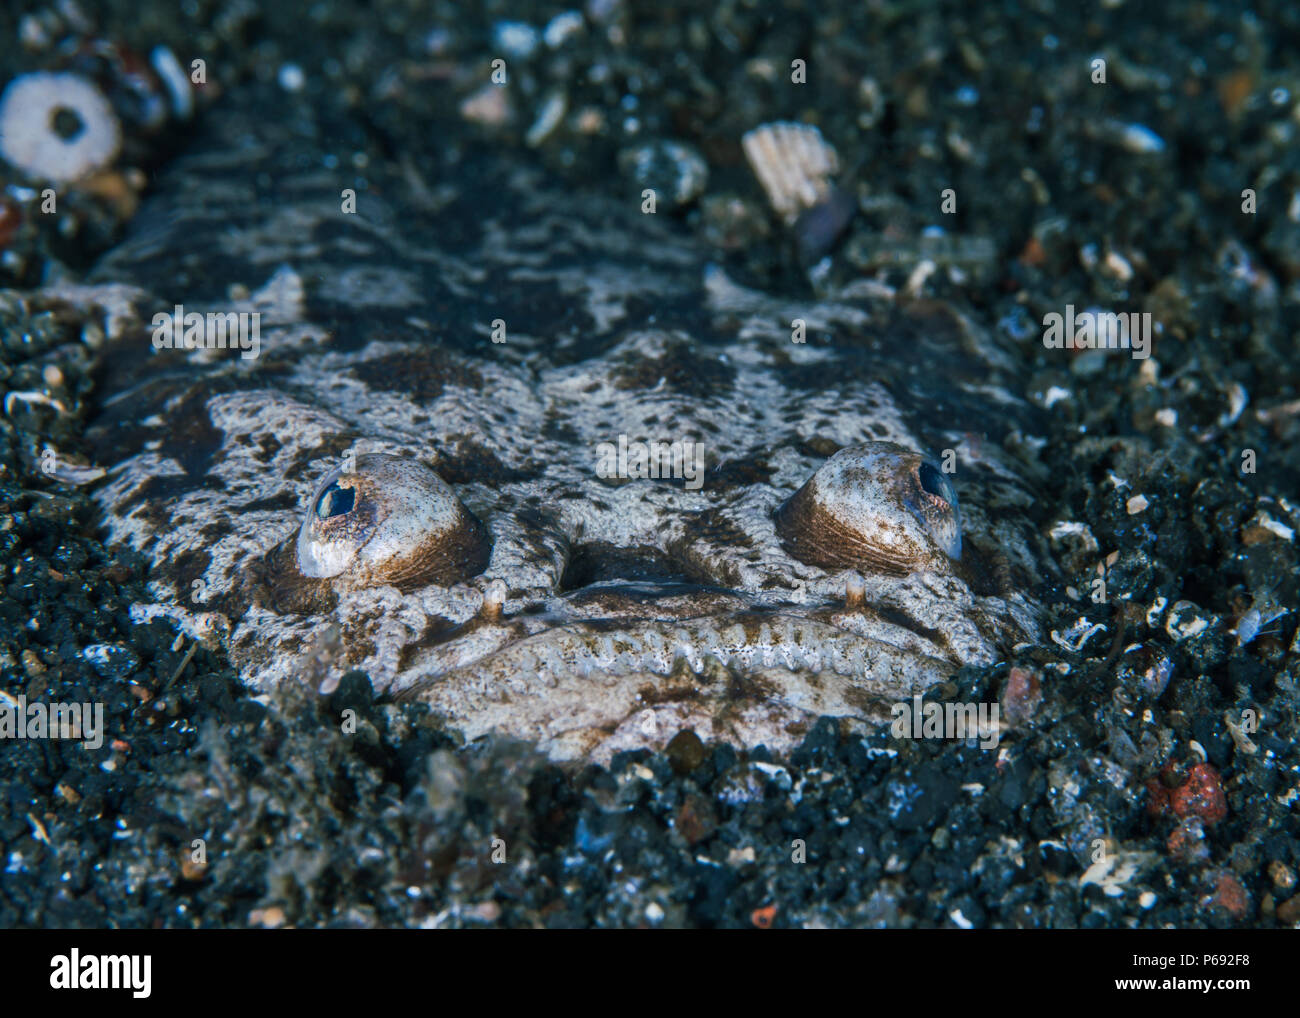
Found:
<box><xmin>315</xmin><ymin>482</ymin><xmax>355</xmax><ymax>519</ymax></box>
<box><xmin>559</xmin><ymin>542</ymin><xmax>690</xmax><ymax>592</ymax></box>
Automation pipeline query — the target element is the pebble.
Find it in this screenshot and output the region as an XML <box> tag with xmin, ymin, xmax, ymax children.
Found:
<box><xmin>618</xmin><ymin>139</ymin><xmax>708</xmax><ymax>209</ymax></box>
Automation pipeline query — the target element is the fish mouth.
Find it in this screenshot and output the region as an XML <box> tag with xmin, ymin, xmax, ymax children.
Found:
<box><xmin>329</xmin><ymin>575</ymin><xmax>1039</xmax><ymax>763</ymax></box>
<box><xmin>152</xmin><ymin>518</ymin><xmax>1040</xmax><ymax>764</ymax></box>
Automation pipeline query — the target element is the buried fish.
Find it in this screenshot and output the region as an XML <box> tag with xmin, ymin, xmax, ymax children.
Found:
<box><xmin>70</xmin><ymin>97</ymin><xmax>1052</xmax><ymax>762</ymax></box>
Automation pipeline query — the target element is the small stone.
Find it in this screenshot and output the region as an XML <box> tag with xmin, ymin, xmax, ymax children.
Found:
<box><xmin>727</xmin><ymin>846</ymin><xmax>756</xmax><ymax>866</ymax></box>
<box><xmin>675</xmin><ymin>794</ymin><xmax>716</xmax><ymax>846</ymax></box>
<box><xmin>1165</xmin><ymin>817</ymin><xmax>1208</xmax><ymax>863</ymax></box>
<box><xmin>461</xmin><ymin>85</ymin><xmax>512</xmax><ymax>127</ymax></box>
<box><xmin>665</xmin><ymin>729</ymin><xmax>706</xmax><ymax>774</ymax></box>
<box><xmin>1204</xmin><ymin>872</ymin><xmax>1250</xmax><ymax>920</ymax></box>
<box><xmin>1268</xmin><ymin>860</ymin><xmax>1296</xmax><ymax>892</ymax></box>
<box><xmin>249</xmin><ymin>906</ymin><xmax>287</xmax><ymax>928</ymax></box>
<box><xmin>1170</xmin><ymin>763</ymin><xmax>1229</xmax><ymax>825</ymax></box>
<box><xmin>618</xmin><ymin>139</ymin><xmax>708</xmax><ymax>209</ymax></box>
<box><xmin>468</xmin><ymin>901</ymin><xmax>501</xmax><ymax>922</ymax></box>
<box><xmin>82</xmin><ymin>642</ymin><xmax>141</xmax><ymax>681</ymax></box>
<box><xmin>1277</xmin><ymin>893</ymin><xmax>1300</xmax><ymax>925</ymax></box>
<box><xmin>1002</xmin><ymin>667</ymin><xmax>1042</xmax><ymax>725</ymax></box>
<box><xmin>1125</xmin><ymin>494</ymin><xmax>1149</xmax><ymax>515</ymax></box>
<box><xmin>1103</xmin><ymin>249</ymin><xmax>1134</xmax><ymax>282</ymax></box>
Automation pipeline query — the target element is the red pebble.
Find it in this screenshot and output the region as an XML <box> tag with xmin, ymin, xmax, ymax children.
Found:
<box><xmin>1170</xmin><ymin>763</ymin><xmax>1228</xmax><ymax>825</ymax></box>
<box><xmin>1002</xmin><ymin>667</ymin><xmax>1042</xmax><ymax>724</ymax></box>
<box><xmin>0</xmin><ymin>201</ymin><xmax>21</xmax><ymax>248</ymax></box>
<box><xmin>1165</xmin><ymin>818</ymin><xmax>1209</xmax><ymax>863</ymax></box>
<box><xmin>1204</xmin><ymin>872</ymin><xmax>1249</xmax><ymax>920</ymax></box>
<box><xmin>1145</xmin><ymin>776</ymin><xmax>1171</xmax><ymax>817</ymax></box>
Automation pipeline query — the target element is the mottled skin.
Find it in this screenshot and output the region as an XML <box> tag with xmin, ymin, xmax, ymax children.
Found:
<box><xmin>79</xmin><ymin>93</ymin><xmax>1051</xmax><ymax>761</ymax></box>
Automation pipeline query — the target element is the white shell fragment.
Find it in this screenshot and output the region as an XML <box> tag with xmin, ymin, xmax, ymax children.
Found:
<box><xmin>150</xmin><ymin>46</ymin><xmax>194</xmax><ymax>120</ymax></box>
<box><xmin>0</xmin><ymin>71</ymin><xmax>121</xmax><ymax>182</ymax></box>
<box><xmin>742</xmin><ymin>121</ymin><xmax>840</xmax><ymax>223</ymax></box>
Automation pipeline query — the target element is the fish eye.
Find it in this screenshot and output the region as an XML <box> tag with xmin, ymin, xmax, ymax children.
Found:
<box><xmin>775</xmin><ymin>441</ymin><xmax>962</xmax><ymax>573</ymax></box>
<box><xmin>315</xmin><ymin>480</ymin><xmax>356</xmax><ymax>519</ymax></box>
<box><xmin>917</xmin><ymin>461</ymin><xmax>951</xmax><ymax>503</ymax></box>
<box><xmin>295</xmin><ymin>454</ymin><xmax>491</xmax><ymax>590</ymax></box>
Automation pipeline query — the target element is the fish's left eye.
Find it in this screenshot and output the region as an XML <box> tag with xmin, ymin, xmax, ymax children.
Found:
<box><xmin>315</xmin><ymin>480</ymin><xmax>356</xmax><ymax>519</ymax></box>
<box><xmin>294</xmin><ymin>454</ymin><xmax>491</xmax><ymax>591</ymax></box>
<box><xmin>917</xmin><ymin>461</ymin><xmax>953</xmax><ymax>504</ymax></box>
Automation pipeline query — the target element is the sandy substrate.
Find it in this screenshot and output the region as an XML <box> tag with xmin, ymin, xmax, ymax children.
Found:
<box><xmin>1</xmin><ymin>0</ymin><xmax>1298</xmax><ymax>927</ymax></box>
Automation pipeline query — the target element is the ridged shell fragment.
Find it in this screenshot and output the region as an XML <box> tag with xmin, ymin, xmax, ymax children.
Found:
<box><xmin>741</xmin><ymin>121</ymin><xmax>840</xmax><ymax>224</ymax></box>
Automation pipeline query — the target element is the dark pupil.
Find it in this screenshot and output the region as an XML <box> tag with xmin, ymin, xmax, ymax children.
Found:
<box><xmin>52</xmin><ymin>108</ymin><xmax>85</xmax><ymax>140</ymax></box>
<box><xmin>918</xmin><ymin>462</ymin><xmax>948</xmax><ymax>502</ymax></box>
<box><xmin>316</xmin><ymin>482</ymin><xmax>355</xmax><ymax>519</ymax></box>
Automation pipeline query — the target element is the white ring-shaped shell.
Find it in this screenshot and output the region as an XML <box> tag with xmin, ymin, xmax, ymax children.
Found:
<box><xmin>0</xmin><ymin>72</ymin><xmax>121</xmax><ymax>183</ymax></box>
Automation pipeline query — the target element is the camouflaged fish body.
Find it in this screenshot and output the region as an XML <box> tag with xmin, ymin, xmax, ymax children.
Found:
<box><xmin>85</xmin><ymin>101</ymin><xmax>1048</xmax><ymax>761</ymax></box>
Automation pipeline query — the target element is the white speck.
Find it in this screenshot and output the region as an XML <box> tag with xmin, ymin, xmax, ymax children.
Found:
<box><xmin>1104</xmin><ymin>249</ymin><xmax>1134</xmax><ymax>282</ymax></box>
<box><xmin>1042</xmin><ymin>385</ymin><xmax>1072</xmax><ymax>408</ymax></box>
<box><xmin>1139</xmin><ymin>891</ymin><xmax>1157</xmax><ymax>908</ymax></box>
<box><xmin>151</xmin><ymin>46</ymin><xmax>193</xmax><ymax>119</ymax></box>
<box><xmin>525</xmin><ymin>92</ymin><xmax>567</xmax><ymax>147</ymax></box>
<box><xmin>493</xmin><ymin>21</ymin><xmax>540</xmax><ymax>59</ymax></box>
<box><xmin>1049</xmin><ymin>520</ymin><xmax>1098</xmax><ymax>550</ymax></box>
<box><xmin>1126</xmin><ymin>494</ymin><xmax>1149</xmax><ymax>514</ymax></box>
<box><xmin>949</xmin><ymin>909</ymin><xmax>974</xmax><ymax>929</ymax></box>
<box><xmin>644</xmin><ymin>902</ymin><xmax>665</xmax><ymax>923</ymax></box>
<box><xmin>1260</xmin><ymin>514</ymin><xmax>1295</xmax><ymax>541</ymax></box>
<box><xmin>1154</xmin><ymin>407</ymin><xmax>1178</xmax><ymax>427</ymax></box>
<box><xmin>1050</xmin><ymin>618</ymin><xmax>1107</xmax><ymax>652</ymax></box>
<box><xmin>1219</xmin><ymin>382</ymin><xmax>1249</xmax><ymax>428</ymax></box>
<box><xmin>1120</xmin><ymin>123</ymin><xmax>1165</xmax><ymax>154</ymax></box>
<box><xmin>278</xmin><ymin>64</ymin><xmax>306</xmax><ymax>93</ymax></box>
<box><xmin>544</xmin><ymin>11</ymin><xmax>585</xmax><ymax>48</ymax></box>
<box><xmin>1165</xmin><ymin>602</ymin><xmax>1209</xmax><ymax>641</ymax></box>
